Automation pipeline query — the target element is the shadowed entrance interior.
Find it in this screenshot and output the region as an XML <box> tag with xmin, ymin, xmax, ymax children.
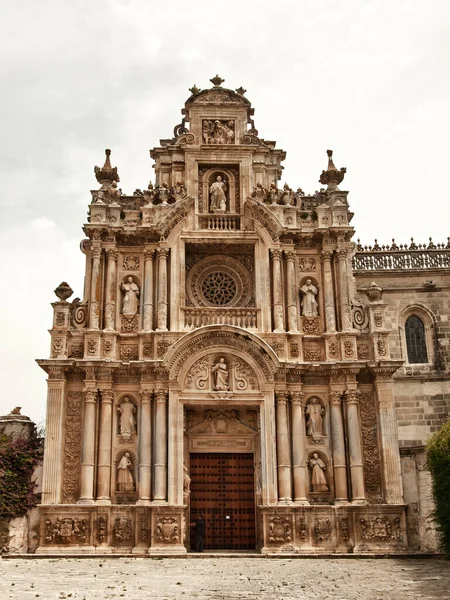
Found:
<box><xmin>189</xmin><ymin>453</ymin><xmax>256</xmax><ymax>550</ymax></box>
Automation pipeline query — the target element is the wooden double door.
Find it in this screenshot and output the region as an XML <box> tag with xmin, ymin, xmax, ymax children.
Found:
<box><xmin>189</xmin><ymin>453</ymin><xmax>256</xmax><ymax>550</ymax></box>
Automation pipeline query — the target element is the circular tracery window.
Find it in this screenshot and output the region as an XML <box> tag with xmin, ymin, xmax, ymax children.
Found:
<box><xmin>201</xmin><ymin>271</ymin><xmax>237</xmax><ymax>306</ymax></box>
<box><xmin>186</xmin><ymin>255</ymin><xmax>253</xmax><ymax>308</ymax></box>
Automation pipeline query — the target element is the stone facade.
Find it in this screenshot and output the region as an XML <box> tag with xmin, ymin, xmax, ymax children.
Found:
<box><xmin>36</xmin><ymin>76</ymin><xmax>449</xmax><ymax>555</ymax></box>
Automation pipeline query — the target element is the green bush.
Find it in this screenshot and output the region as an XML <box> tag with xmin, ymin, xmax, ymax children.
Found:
<box><xmin>426</xmin><ymin>418</ymin><xmax>450</xmax><ymax>556</ymax></box>
<box><xmin>0</xmin><ymin>430</ymin><xmax>42</xmax><ymax>520</ymax></box>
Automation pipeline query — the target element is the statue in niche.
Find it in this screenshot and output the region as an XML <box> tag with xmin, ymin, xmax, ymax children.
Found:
<box><xmin>121</xmin><ymin>276</ymin><xmax>140</xmax><ymax>315</ymax></box>
<box><xmin>117</xmin><ymin>397</ymin><xmax>136</xmax><ymax>437</ymax></box>
<box><xmin>209</xmin><ymin>175</ymin><xmax>227</xmax><ymax>213</ymax></box>
<box><xmin>211</xmin><ymin>357</ymin><xmax>229</xmax><ymax>391</ymax></box>
<box><xmin>183</xmin><ymin>465</ymin><xmax>191</xmax><ymax>504</ymax></box>
<box><xmin>300</xmin><ymin>278</ymin><xmax>319</xmax><ymax>316</ymax></box>
<box><xmin>117</xmin><ymin>452</ymin><xmax>135</xmax><ymax>491</ymax></box>
<box><xmin>306</xmin><ymin>398</ymin><xmax>324</xmax><ymax>437</ymax></box>
<box><xmin>308</xmin><ymin>453</ymin><xmax>329</xmax><ymax>492</ymax></box>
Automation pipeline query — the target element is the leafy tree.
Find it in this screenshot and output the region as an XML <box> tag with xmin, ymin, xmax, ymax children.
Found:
<box><xmin>426</xmin><ymin>418</ymin><xmax>450</xmax><ymax>556</ymax></box>
<box><xmin>0</xmin><ymin>430</ymin><xmax>42</xmax><ymax>520</ymax></box>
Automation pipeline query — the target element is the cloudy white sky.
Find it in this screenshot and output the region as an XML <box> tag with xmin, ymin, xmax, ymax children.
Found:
<box><xmin>0</xmin><ymin>0</ymin><xmax>449</xmax><ymax>425</ymax></box>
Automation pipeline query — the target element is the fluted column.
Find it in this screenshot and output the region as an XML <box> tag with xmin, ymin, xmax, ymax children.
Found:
<box><xmin>337</xmin><ymin>248</ymin><xmax>351</xmax><ymax>331</ymax></box>
<box><xmin>138</xmin><ymin>389</ymin><xmax>152</xmax><ymax>503</ymax></box>
<box><xmin>329</xmin><ymin>390</ymin><xmax>348</xmax><ymax>502</ymax></box>
<box><xmin>344</xmin><ymin>389</ymin><xmax>365</xmax><ymax>502</ymax></box>
<box><xmin>270</xmin><ymin>249</ymin><xmax>285</xmax><ymax>332</ymax></box>
<box><xmin>321</xmin><ymin>251</ymin><xmax>336</xmax><ymax>332</ymax></box>
<box><xmin>104</xmin><ymin>249</ymin><xmax>117</xmax><ymax>331</ymax></box>
<box><xmin>41</xmin><ymin>367</ymin><xmax>66</xmax><ymax>505</ymax></box>
<box><xmin>275</xmin><ymin>391</ymin><xmax>292</xmax><ymax>502</ymax></box>
<box><xmin>96</xmin><ymin>388</ymin><xmax>113</xmax><ymax>502</ymax></box>
<box><xmin>143</xmin><ymin>250</ymin><xmax>155</xmax><ymax>332</ymax></box>
<box><xmin>89</xmin><ymin>245</ymin><xmax>102</xmax><ymax>329</ymax></box>
<box><xmin>156</xmin><ymin>249</ymin><xmax>169</xmax><ymax>331</ymax></box>
<box><xmin>284</xmin><ymin>251</ymin><xmax>298</xmax><ymax>333</ymax></box>
<box><xmin>79</xmin><ymin>373</ymin><xmax>97</xmax><ymax>503</ymax></box>
<box><xmin>374</xmin><ymin>371</ymin><xmax>404</xmax><ymax>504</ymax></box>
<box><xmin>153</xmin><ymin>390</ymin><xmax>168</xmax><ymax>502</ymax></box>
<box><xmin>291</xmin><ymin>392</ymin><xmax>308</xmax><ymax>503</ymax></box>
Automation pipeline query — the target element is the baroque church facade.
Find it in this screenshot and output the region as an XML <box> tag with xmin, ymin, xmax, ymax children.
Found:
<box><xmin>37</xmin><ymin>77</ymin><xmax>450</xmax><ymax>554</ymax></box>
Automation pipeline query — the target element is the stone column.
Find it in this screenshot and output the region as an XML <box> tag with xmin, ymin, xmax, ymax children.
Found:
<box><xmin>275</xmin><ymin>391</ymin><xmax>292</xmax><ymax>502</ymax></box>
<box><xmin>344</xmin><ymin>389</ymin><xmax>366</xmax><ymax>502</ymax></box>
<box><xmin>284</xmin><ymin>251</ymin><xmax>298</xmax><ymax>333</ymax></box>
<box><xmin>138</xmin><ymin>389</ymin><xmax>152</xmax><ymax>503</ymax></box>
<box><xmin>153</xmin><ymin>390</ymin><xmax>168</xmax><ymax>502</ymax></box>
<box><xmin>291</xmin><ymin>392</ymin><xmax>308</xmax><ymax>503</ymax></box>
<box><xmin>270</xmin><ymin>249</ymin><xmax>285</xmax><ymax>332</ymax></box>
<box><xmin>374</xmin><ymin>371</ymin><xmax>404</xmax><ymax>504</ymax></box>
<box><xmin>156</xmin><ymin>248</ymin><xmax>169</xmax><ymax>332</ymax></box>
<box><xmin>78</xmin><ymin>372</ymin><xmax>97</xmax><ymax>503</ymax></box>
<box><xmin>89</xmin><ymin>246</ymin><xmax>102</xmax><ymax>329</ymax></box>
<box><xmin>96</xmin><ymin>388</ymin><xmax>113</xmax><ymax>502</ymax></box>
<box><xmin>41</xmin><ymin>367</ymin><xmax>66</xmax><ymax>505</ymax></box>
<box><xmin>104</xmin><ymin>249</ymin><xmax>117</xmax><ymax>331</ymax></box>
<box><xmin>143</xmin><ymin>250</ymin><xmax>155</xmax><ymax>332</ymax></box>
<box><xmin>321</xmin><ymin>250</ymin><xmax>336</xmax><ymax>332</ymax></box>
<box><xmin>329</xmin><ymin>390</ymin><xmax>349</xmax><ymax>502</ymax></box>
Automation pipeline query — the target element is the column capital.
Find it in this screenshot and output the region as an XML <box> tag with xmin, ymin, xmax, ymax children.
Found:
<box><xmin>373</xmin><ymin>367</ymin><xmax>396</xmax><ymax>382</ymax></box>
<box><xmin>92</xmin><ymin>246</ymin><xmax>102</xmax><ymax>259</ymax></box>
<box><xmin>83</xmin><ymin>366</ymin><xmax>97</xmax><ymax>382</ymax></box>
<box><xmin>270</xmin><ymin>248</ymin><xmax>282</xmax><ymax>261</ymax></box>
<box><xmin>344</xmin><ymin>389</ymin><xmax>361</xmax><ymax>405</ymax></box>
<box><xmin>83</xmin><ymin>389</ymin><xmax>98</xmax><ymax>403</ymax></box>
<box><xmin>321</xmin><ymin>250</ymin><xmax>333</xmax><ymax>262</ymax></box>
<box><xmin>106</xmin><ymin>248</ymin><xmax>118</xmax><ymax>261</ymax></box>
<box><xmin>140</xmin><ymin>389</ymin><xmax>153</xmax><ymax>403</ymax></box>
<box><xmin>329</xmin><ymin>391</ymin><xmax>343</xmax><ymax>405</ymax></box>
<box><xmin>47</xmin><ymin>366</ymin><xmax>67</xmax><ymax>381</ymax></box>
<box><xmin>290</xmin><ymin>391</ymin><xmax>305</xmax><ymax>405</ymax></box>
<box><xmin>99</xmin><ymin>389</ymin><xmax>114</xmax><ymax>403</ymax></box>
<box><xmin>157</xmin><ymin>248</ymin><xmax>169</xmax><ymax>259</ymax></box>
<box><xmin>155</xmin><ymin>390</ymin><xmax>168</xmax><ymax>403</ymax></box>
<box><xmin>283</xmin><ymin>250</ymin><xmax>296</xmax><ymax>262</ymax></box>
<box><xmin>144</xmin><ymin>249</ymin><xmax>156</xmax><ymax>261</ymax></box>
<box><xmin>275</xmin><ymin>390</ymin><xmax>288</xmax><ymax>404</ymax></box>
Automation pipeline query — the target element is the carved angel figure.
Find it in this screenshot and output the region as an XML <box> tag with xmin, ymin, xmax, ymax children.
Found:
<box><xmin>117</xmin><ymin>452</ymin><xmax>135</xmax><ymax>491</ymax></box>
<box><xmin>300</xmin><ymin>278</ymin><xmax>318</xmax><ymax>316</ymax></box>
<box><xmin>209</xmin><ymin>176</ymin><xmax>227</xmax><ymax>213</ymax></box>
<box><xmin>309</xmin><ymin>453</ymin><xmax>329</xmax><ymax>492</ymax></box>
<box><xmin>211</xmin><ymin>357</ymin><xmax>229</xmax><ymax>391</ymax></box>
<box><xmin>305</xmin><ymin>398</ymin><xmax>324</xmax><ymax>436</ymax></box>
<box><xmin>117</xmin><ymin>397</ymin><xmax>136</xmax><ymax>436</ymax></box>
<box><xmin>121</xmin><ymin>276</ymin><xmax>140</xmax><ymax>315</ymax></box>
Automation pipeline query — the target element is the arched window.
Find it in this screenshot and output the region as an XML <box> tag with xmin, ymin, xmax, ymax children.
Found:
<box><xmin>405</xmin><ymin>315</ymin><xmax>428</xmax><ymax>364</ymax></box>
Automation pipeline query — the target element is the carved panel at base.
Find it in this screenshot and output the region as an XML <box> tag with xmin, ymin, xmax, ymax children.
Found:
<box><xmin>43</xmin><ymin>516</ymin><xmax>90</xmax><ymax>546</ymax></box>
<box><xmin>156</xmin><ymin>516</ymin><xmax>180</xmax><ymax>544</ymax></box>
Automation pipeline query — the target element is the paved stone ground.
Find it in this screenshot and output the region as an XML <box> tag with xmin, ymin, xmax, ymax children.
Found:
<box><xmin>1</xmin><ymin>556</ymin><xmax>449</xmax><ymax>600</ymax></box>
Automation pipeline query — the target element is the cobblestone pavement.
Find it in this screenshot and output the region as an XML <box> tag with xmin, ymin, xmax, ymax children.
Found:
<box><xmin>1</xmin><ymin>556</ymin><xmax>449</xmax><ymax>600</ymax></box>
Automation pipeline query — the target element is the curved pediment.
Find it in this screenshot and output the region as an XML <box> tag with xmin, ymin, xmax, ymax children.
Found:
<box><xmin>186</xmin><ymin>87</ymin><xmax>250</xmax><ymax>107</ymax></box>
<box><xmin>244</xmin><ymin>197</ymin><xmax>283</xmax><ymax>243</ymax></box>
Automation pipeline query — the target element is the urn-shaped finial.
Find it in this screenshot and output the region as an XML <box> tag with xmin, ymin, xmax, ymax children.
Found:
<box><xmin>319</xmin><ymin>149</ymin><xmax>347</xmax><ymax>191</ymax></box>
<box><xmin>54</xmin><ymin>282</ymin><xmax>73</xmax><ymax>302</ymax></box>
<box><xmin>210</xmin><ymin>74</ymin><xmax>225</xmax><ymax>87</ymax></box>
<box><xmin>366</xmin><ymin>281</ymin><xmax>383</xmax><ymax>302</ymax></box>
<box><xmin>94</xmin><ymin>149</ymin><xmax>120</xmax><ymax>190</ymax></box>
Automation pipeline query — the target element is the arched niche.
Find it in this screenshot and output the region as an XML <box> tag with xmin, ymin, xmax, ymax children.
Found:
<box><xmin>199</xmin><ymin>166</ymin><xmax>238</xmax><ymax>214</ymax></box>
<box><xmin>164</xmin><ymin>325</ymin><xmax>279</xmax><ymax>385</ymax></box>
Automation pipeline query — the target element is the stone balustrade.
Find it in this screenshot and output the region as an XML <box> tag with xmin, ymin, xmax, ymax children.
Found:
<box><xmin>183</xmin><ymin>307</ymin><xmax>258</xmax><ymax>329</ymax></box>
<box><xmin>198</xmin><ymin>214</ymin><xmax>240</xmax><ymax>231</ymax></box>
<box><xmin>353</xmin><ymin>247</ymin><xmax>450</xmax><ymax>271</ymax></box>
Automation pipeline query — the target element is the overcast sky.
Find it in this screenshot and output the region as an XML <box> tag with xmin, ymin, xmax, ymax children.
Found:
<box><xmin>0</xmin><ymin>0</ymin><xmax>449</xmax><ymax>425</ymax></box>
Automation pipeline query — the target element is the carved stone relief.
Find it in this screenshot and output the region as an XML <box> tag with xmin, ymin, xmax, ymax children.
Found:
<box><xmin>44</xmin><ymin>517</ymin><xmax>89</xmax><ymax>545</ymax></box>
<box><xmin>113</xmin><ymin>517</ymin><xmax>133</xmax><ymax>543</ymax></box>
<box><xmin>62</xmin><ymin>392</ymin><xmax>83</xmax><ymax>503</ymax></box>
<box><xmin>121</xmin><ymin>314</ymin><xmax>139</xmax><ymax>333</ymax></box>
<box><xmin>359</xmin><ymin>392</ymin><xmax>383</xmax><ymax>503</ymax></box>
<box><xmin>185</xmin><ymin>354</ymin><xmax>258</xmax><ymax>392</ymax></box>
<box><xmin>268</xmin><ymin>516</ymin><xmax>291</xmax><ymax>544</ymax></box>
<box><xmin>359</xmin><ymin>516</ymin><xmax>402</xmax><ymax>542</ymax></box>
<box><xmin>298</xmin><ymin>257</ymin><xmax>316</xmax><ymax>272</ymax></box>
<box><xmin>156</xmin><ymin>517</ymin><xmax>179</xmax><ymax>543</ymax></box>
<box><xmin>314</xmin><ymin>517</ymin><xmax>332</xmax><ymax>543</ymax></box>
<box><xmin>120</xmin><ymin>345</ymin><xmax>139</xmax><ymax>361</ymax></box>
<box><xmin>123</xmin><ymin>255</ymin><xmax>140</xmax><ymax>270</ymax></box>
<box><xmin>202</xmin><ymin>119</ymin><xmax>235</xmax><ymax>144</ymax></box>
<box><xmin>97</xmin><ymin>516</ymin><xmax>107</xmax><ymax>544</ymax></box>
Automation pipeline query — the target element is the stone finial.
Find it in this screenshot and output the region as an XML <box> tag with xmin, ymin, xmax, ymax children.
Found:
<box><xmin>236</xmin><ymin>86</ymin><xmax>247</xmax><ymax>95</ymax></box>
<box><xmin>10</xmin><ymin>407</ymin><xmax>22</xmax><ymax>415</ymax></box>
<box><xmin>366</xmin><ymin>282</ymin><xmax>383</xmax><ymax>302</ymax></box>
<box><xmin>54</xmin><ymin>282</ymin><xmax>73</xmax><ymax>302</ymax></box>
<box><xmin>94</xmin><ymin>149</ymin><xmax>120</xmax><ymax>190</ymax></box>
<box><xmin>210</xmin><ymin>74</ymin><xmax>225</xmax><ymax>87</ymax></box>
<box><xmin>319</xmin><ymin>149</ymin><xmax>347</xmax><ymax>191</ymax></box>
<box><xmin>189</xmin><ymin>84</ymin><xmax>201</xmax><ymax>95</ymax></box>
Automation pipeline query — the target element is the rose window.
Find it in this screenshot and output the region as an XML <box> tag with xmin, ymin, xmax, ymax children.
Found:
<box><xmin>201</xmin><ymin>271</ymin><xmax>237</xmax><ymax>306</ymax></box>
